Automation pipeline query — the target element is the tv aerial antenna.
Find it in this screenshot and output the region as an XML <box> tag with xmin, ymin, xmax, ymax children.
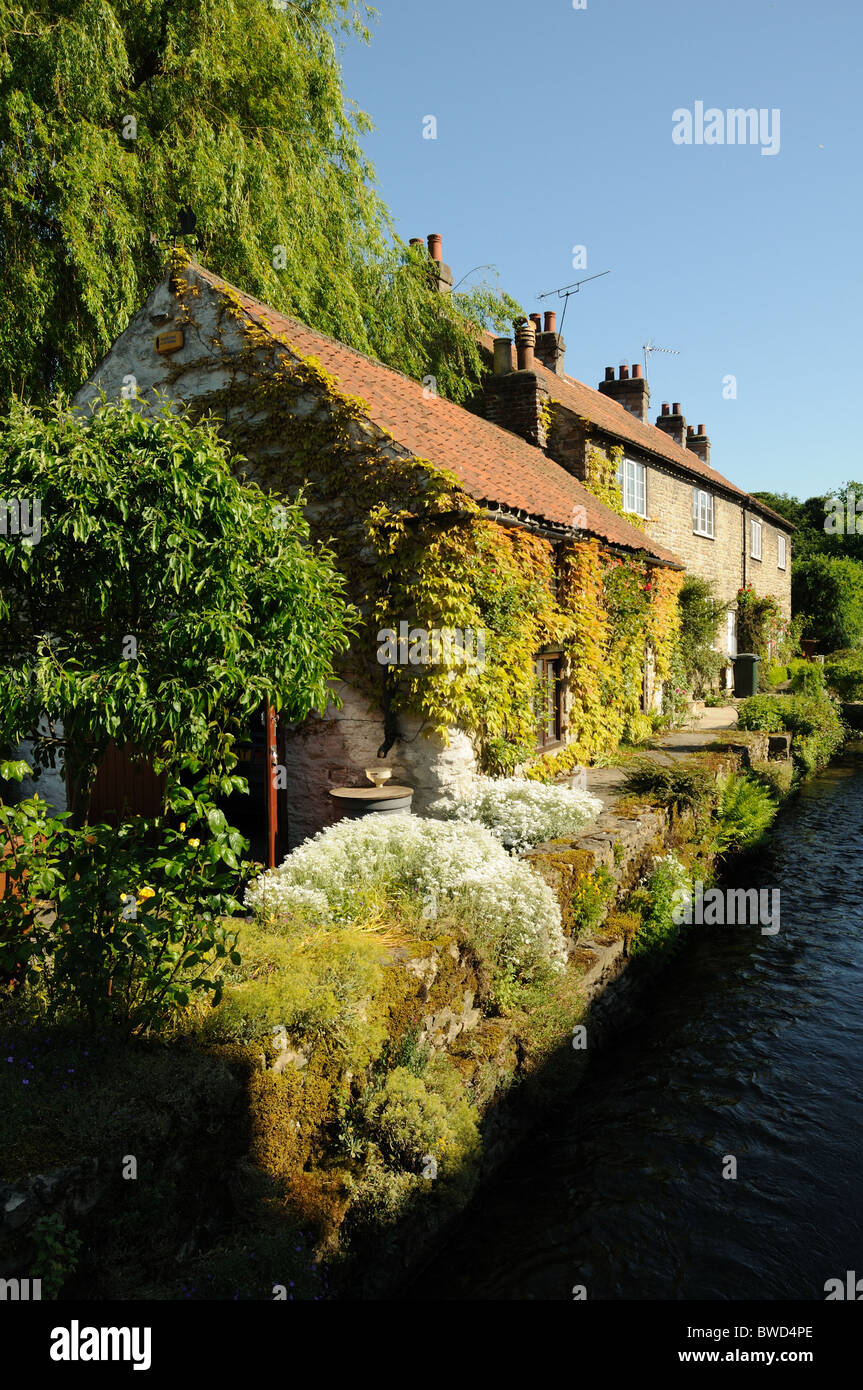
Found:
<box><xmin>537</xmin><ymin>269</ymin><xmax>611</xmax><ymax>334</ymax></box>
<box><xmin>642</xmin><ymin>339</ymin><xmax>680</xmax><ymax>381</ymax></box>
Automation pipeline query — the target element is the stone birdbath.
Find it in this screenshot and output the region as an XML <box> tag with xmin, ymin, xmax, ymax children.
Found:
<box><xmin>329</xmin><ymin>768</ymin><xmax>413</xmax><ymax>820</ymax></box>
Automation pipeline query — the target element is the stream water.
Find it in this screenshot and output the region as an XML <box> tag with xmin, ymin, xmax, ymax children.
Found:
<box><xmin>410</xmin><ymin>750</ymin><xmax>863</xmax><ymax>1300</ymax></box>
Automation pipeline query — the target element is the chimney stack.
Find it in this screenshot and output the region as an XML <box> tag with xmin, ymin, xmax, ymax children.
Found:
<box><xmin>598</xmin><ymin>362</ymin><xmax>650</xmax><ymax>422</ymax></box>
<box><xmin>531</xmin><ymin>307</ymin><xmax>566</xmax><ymax>375</ymax></box>
<box><xmin>686</xmin><ymin>422</ymin><xmax>711</xmax><ymax>464</ymax></box>
<box><xmin>425</xmin><ymin>232</ymin><xmax>453</xmax><ymax>293</ymax></box>
<box><xmin>655</xmin><ymin>401</ymin><xmax>687</xmax><ymax>447</ymax></box>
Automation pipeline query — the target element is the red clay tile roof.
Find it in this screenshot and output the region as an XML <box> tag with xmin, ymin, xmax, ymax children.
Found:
<box><xmin>480</xmin><ymin>333</ymin><xmax>792</xmax><ymax>531</ymax></box>
<box><xmin>191</xmin><ymin>265</ymin><xmax>682</xmax><ymax>566</ymax></box>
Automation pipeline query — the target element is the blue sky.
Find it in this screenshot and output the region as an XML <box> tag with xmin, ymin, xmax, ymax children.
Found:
<box><xmin>339</xmin><ymin>0</ymin><xmax>861</xmax><ymax>501</ymax></box>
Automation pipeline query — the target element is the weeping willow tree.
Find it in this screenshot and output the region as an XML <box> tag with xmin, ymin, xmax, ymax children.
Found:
<box><xmin>0</xmin><ymin>0</ymin><xmax>519</xmax><ymax>409</ymax></box>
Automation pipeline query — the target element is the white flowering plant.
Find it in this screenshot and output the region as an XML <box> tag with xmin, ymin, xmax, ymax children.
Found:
<box><xmin>245</xmin><ymin>813</ymin><xmax>567</xmax><ymax>979</ymax></box>
<box><xmin>428</xmin><ymin>776</ymin><xmax>602</xmax><ymax>852</ymax></box>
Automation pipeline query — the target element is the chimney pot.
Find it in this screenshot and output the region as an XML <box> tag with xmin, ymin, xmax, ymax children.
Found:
<box><xmin>687</xmin><ymin>423</ymin><xmax>710</xmax><ymax>462</ymax></box>
<box><xmin>514</xmin><ymin>318</ymin><xmax>536</xmax><ymax>372</ymax></box>
<box><xmin>427</xmin><ymin>233</ymin><xmax>442</xmax><ymax>262</ymax></box>
<box><xmin>544</xmin><ymin>310</ymin><xmax>556</xmax><ymax>333</ymax></box>
<box><xmin>632</xmin><ymin>364</ymin><xmax>643</xmax><ymax>379</ymax></box>
<box><xmin>661</xmin><ymin>403</ymin><xmax>670</xmax><ymax>416</ymax></box>
<box><xmin>604</xmin><ymin>367</ymin><xmax>615</xmax><ymax>381</ymax></box>
<box><xmin>687</xmin><ymin>425</ymin><xmax>694</xmax><ymax>437</ymax></box>
<box><xmin>493</xmin><ymin>336</ymin><xmax>513</xmax><ymax>376</ymax></box>
<box><xmin>673</xmin><ymin>402</ymin><xmax>681</xmax><ymax>415</ymax></box>
<box><xmin>409</xmin><ymin>237</ymin><xmax>423</xmax><ymax>248</ymax></box>
<box><xmin>530</xmin><ymin>313</ymin><xmax>542</xmax><ymax>333</ymax></box>
<box><xmin>619</xmin><ymin>364</ymin><xmax>629</xmax><ymax>380</ymax></box>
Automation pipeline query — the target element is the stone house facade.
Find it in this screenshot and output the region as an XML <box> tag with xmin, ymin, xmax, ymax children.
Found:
<box><xmin>479</xmin><ymin>316</ymin><xmax>794</xmax><ymax>662</ymax></box>
<box><xmin>72</xmin><ymin>258</ymin><xmax>682</xmax><ymax>847</ymax></box>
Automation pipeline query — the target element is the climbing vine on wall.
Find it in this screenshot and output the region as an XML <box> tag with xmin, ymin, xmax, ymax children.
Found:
<box><xmin>583</xmin><ymin>443</ymin><xmax>647</xmax><ymax>532</ymax></box>
<box><xmin>165</xmin><ymin>256</ymin><xmax>683</xmax><ymax>773</ymax></box>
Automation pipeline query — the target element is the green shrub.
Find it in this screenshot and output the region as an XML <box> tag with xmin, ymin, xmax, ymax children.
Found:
<box><xmin>623</xmin><ymin>712</ymin><xmax>655</xmax><ymax>745</ymax></box>
<box><xmin>0</xmin><ymin>767</ymin><xmax>250</xmax><ymax>1032</ymax></box>
<box><xmin>790</xmin><ymin>663</ymin><xmax>825</xmax><ymax>697</ymax></box>
<box><xmin>766</xmin><ymin>664</ymin><xmax>789</xmax><ymax>688</ymax></box>
<box><xmin>737</xmin><ymin>692</ymin><xmax>845</xmax><ymax>774</ymax></box>
<box><xmin>31</xmin><ymin>1213</ymin><xmax>83</xmax><ymax>1299</ymax></box>
<box><xmin>736</xmin><ymin>586</ymin><xmax>782</xmax><ymax>659</ymax></box>
<box><xmin>736</xmin><ymin>695</ymin><xmax>787</xmax><ymax>731</ymax></box>
<box><xmin>628</xmin><ymin>852</ymin><xmax>690</xmax><ymax>956</ymax></box>
<box><xmin>714</xmin><ymin>773</ymin><xmax>778</xmax><ymax>854</ymax></box>
<box><xmin>749</xmin><ymin>759</ymin><xmax>795</xmax><ymax>801</ymax></box>
<box><xmin>621</xmin><ymin>759</ymin><xmax>718</xmax><ymax>821</ymax></box>
<box><xmin>356</xmin><ymin>1060</ymin><xmax>480</xmax><ymax>1178</ymax></box>
<box><xmin>792</xmin><ymin>555</ymin><xmax>863</xmax><ymax>650</ymax></box>
<box><xmin>823</xmin><ymin>652</ymin><xmax>863</xmax><ymax>701</ymax></box>
<box><xmin>677</xmin><ymin>576</ymin><xmax>726</xmax><ymax>696</ymax></box>
<box><xmin>199</xmin><ymin>923</ymin><xmax>388</xmax><ymax>1071</ymax></box>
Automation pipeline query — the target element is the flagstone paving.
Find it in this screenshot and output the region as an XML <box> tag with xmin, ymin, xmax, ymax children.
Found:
<box><xmin>583</xmin><ymin>704</ymin><xmax>740</xmax><ymax>810</ymax></box>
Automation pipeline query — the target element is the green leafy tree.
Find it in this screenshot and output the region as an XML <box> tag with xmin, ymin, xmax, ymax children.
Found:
<box><xmin>750</xmin><ymin>491</ymin><xmax>823</xmax><ymax>560</ymax></box>
<box><xmin>0</xmin><ymin>395</ymin><xmax>356</xmax><ymax>818</ymax></box>
<box><xmin>0</xmin><ymin>0</ymin><xmax>519</xmax><ymax>408</ymax></box>
<box><xmin>752</xmin><ymin>484</ymin><xmax>863</xmax><ymax>562</ymax></box>
<box><xmin>792</xmin><ymin>554</ymin><xmax>863</xmax><ymax>652</ymax></box>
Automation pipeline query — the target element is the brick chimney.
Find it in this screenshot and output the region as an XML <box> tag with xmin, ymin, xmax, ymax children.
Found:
<box><xmin>655</xmin><ymin>401</ymin><xmax>687</xmax><ymax>448</ymax></box>
<box><xmin>686</xmin><ymin>423</ymin><xmax>711</xmax><ymax>464</ymax></box>
<box><xmin>598</xmin><ymin>363</ymin><xmax>650</xmax><ymax>422</ymax></box>
<box><xmin>426</xmin><ymin>232</ymin><xmax>453</xmax><ymax>293</ymax></box>
<box><xmin>533</xmin><ymin>309</ymin><xmax>566</xmax><ymax>376</ymax></box>
<box><xmin>483</xmin><ymin>323</ymin><xmax>551</xmax><ymax>450</ymax></box>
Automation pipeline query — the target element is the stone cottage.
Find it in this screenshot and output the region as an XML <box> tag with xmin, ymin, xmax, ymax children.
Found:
<box><xmin>72</xmin><ymin>257</ymin><xmax>683</xmax><ymax>846</ymax></box>
<box><xmin>479</xmin><ymin>315</ymin><xmax>794</xmax><ymax>664</ymax></box>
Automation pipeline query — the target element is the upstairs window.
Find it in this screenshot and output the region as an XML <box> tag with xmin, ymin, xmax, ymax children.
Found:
<box><xmin>750</xmin><ymin>519</ymin><xmax>763</xmax><ymax>560</ymax></box>
<box><xmin>778</xmin><ymin>534</ymin><xmax>787</xmax><ymax>569</ymax></box>
<box><xmin>616</xmin><ymin>457</ymin><xmax>647</xmax><ymax>517</ymax></box>
<box><xmin>692</xmin><ymin>487</ymin><xmax>715</xmax><ymax>538</ymax></box>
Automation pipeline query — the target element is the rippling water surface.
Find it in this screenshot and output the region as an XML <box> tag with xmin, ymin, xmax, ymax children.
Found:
<box><xmin>410</xmin><ymin>753</ymin><xmax>863</xmax><ymax>1300</ymax></box>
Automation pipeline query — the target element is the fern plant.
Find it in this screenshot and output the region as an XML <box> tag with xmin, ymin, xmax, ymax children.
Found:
<box><xmin>714</xmin><ymin>774</ymin><xmax>778</xmax><ymax>854</ymax></box>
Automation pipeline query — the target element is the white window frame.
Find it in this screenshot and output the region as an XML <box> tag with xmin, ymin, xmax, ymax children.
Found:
<box><xmin>750</xmin><ymin>518</ymin><xmax>762</xmax><ymax>560</ymax></box>
<box><xmin>777</xmin><ymin>534</ymin><xmax>787</xmax><ymax>570</ymax></box>
<box><xmin>692</xmin><ymin>487</ymin><xmax>715</xmax><ymax>538</ymax></box>
<box><xmin>616</xmin><ymin>456</ymin><xmax>646</xmax><ymax>517</ymax></box>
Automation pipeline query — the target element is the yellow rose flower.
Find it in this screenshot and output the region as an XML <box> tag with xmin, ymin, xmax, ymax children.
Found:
<box><xmin>179</xmin><ymin>822</ymin><xmax>186</xmax><ymax>832</ymax></box>
<box><xmin>188</xmin><ymin>838</ymin><xmax>201</xmax><ymax>849</ymax></box>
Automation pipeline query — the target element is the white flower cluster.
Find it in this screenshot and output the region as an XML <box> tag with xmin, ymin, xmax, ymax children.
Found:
<box><xmin>247</xmin><ymin>882</ymin><xmax>333</xmax><ymax>922</ymax></box>
<box><xmin>244</xmin><ymin>813</ymin><xmax>566</xmax><ymax>978</ymax></box>
<box><xmin>428</xmin><ymin>776</ymin><xmax>602</xmax><ymax>852</ymax></box>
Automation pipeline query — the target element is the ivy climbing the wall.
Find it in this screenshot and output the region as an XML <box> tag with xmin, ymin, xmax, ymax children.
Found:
<box><xmin>166</xmin><ymin>258</ymin><xmax>683</xmax><ymax>776</ymax></box>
